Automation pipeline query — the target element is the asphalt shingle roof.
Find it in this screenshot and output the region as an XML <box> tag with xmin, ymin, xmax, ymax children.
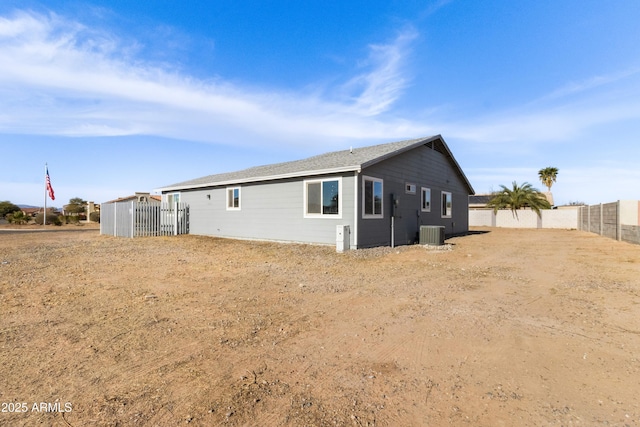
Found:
<box><xmin>159</xmin><ymin>135</ymin><xmax>474</xmax><ymax>193</ymax></box>
<box><xmin>469</xmin><ymin>195</ymin><xmax>493</xmax><ymax>205</ymax></box>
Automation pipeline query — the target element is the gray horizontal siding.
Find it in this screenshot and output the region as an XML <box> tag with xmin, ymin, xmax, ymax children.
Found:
<box><xmin>357</xmin><ymin>144</ymin><xmax>470</xmax><ymax>247</ymax></box>
<box><xmin>179</xmin><ymin>173</ymin><xmax>356</xmax><ymax>246</ymax></box>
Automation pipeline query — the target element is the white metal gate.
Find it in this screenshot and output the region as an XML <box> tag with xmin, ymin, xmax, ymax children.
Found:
<box><xmin>100</xmin><ymin>201</ymin><xmax>189</xmax><ymax>237</ymax></box>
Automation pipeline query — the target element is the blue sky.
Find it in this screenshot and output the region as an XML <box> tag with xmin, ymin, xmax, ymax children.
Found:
<box><xmin>1</xmin><ymin>0</ymin><xmax>639</xmax><ymax>207</ymax></box>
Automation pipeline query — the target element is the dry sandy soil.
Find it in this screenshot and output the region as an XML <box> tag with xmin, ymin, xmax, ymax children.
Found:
<box><xmin>1</xmin><ymin>225</ymin><xmax>639</xmax><ymax>426</ymax></box>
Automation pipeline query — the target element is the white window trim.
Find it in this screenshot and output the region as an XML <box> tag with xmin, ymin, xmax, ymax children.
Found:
<box><xmin>421</xmin><ymin>187</ymin><xmax>431</xmax><ymax>212</ymax></box>
<box><xmin>441</xmin><ymin>191</ymin><xmax>452</xmax><ymax>218</ymax></box>
<box><xmin>405</xmin><ymin>183</ymin><xmax>417</xmax><ymax>195</ymax></box>
<box><xmin>362</xmin><ymin>175</ymin><xmax>384</xmax><ymax>219</ymax></box>
<box><xmin>164</xmin><ymin>192</ymin><xmax>180</xmax><ymax>205</ymax></box>
<box><xmin>303</xmin><ymin>177</ymin><xmax>342</xmax><ymax>219</ymax></box>
<box><xmin>226</xmin><ymin>187</ymin><xmax>241</xmax><ymax>210</ymax></box>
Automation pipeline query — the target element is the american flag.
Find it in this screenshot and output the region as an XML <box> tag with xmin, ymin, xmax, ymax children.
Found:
<box><xmin>46</xmin><ymin>166</ymin><xmax>55</xmax><ymax>200</ymax></box>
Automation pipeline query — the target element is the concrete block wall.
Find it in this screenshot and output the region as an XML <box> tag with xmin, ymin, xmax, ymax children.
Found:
<box><xmin>541</xmin><ymin>209</ymin><xmax>579</xmax><ymax>229</ymax></box>
<box><xmin>602</xmin><ymin>202</ymin><xmax>618</xmax><ymax>240</ymax></box>
<box><xmin>495</xmin><ymin>210</ymin><xmax>541</xmax><ymax>228</ymax></box>
<box><xmin>578</xmin><ymin>207</ymin><xmax>588</xmax><ymax>231</ymax></box>
<box><xmin>620</xmin><ymin>201</ymin><xmax>640</xmax><ymax>244</ymax></box>
<box><xmin>469</xmin><ymin>208</ymin><xmax>578</xmax><ymax>229</ymax></box>
<box><xmin>469</xmin><ymin>201</ymin><xmax>640</xmax><ymax>245</ymax></box>
<box><xmin>468</xmin><ymin>209</ymin><xmax>495</xmax><ymax>226</ymax></box>
<box><xmin>619</xmin><ymin>200</ymin><xmax>640</xmax><ymax>226</ymax></box>
<box><xmin>589</xmin><ymin>205</ymin><xmax>601</xmax><ymax>234</ymax></box>
<box><xmin>578</xmin><ymin>200</ymin><xmax>640</xmax><ymax>245</ymax></box>
<box><xmin>622</xmin><ymin>225</ymin><xmax>640</xmax><ymax>245</ymax></box>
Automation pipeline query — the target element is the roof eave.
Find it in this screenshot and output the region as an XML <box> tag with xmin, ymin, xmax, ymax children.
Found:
<box><xmin>359</xmin><ymin>135</ymin><xmax>441</xmax><ymax>170</ymax></box>
<box><xmin>155</xmin><ymin>165</ymin><xmax>361</xmax><ymax>193</ymax></box>
<box><xmin>436</xmin><ymin>137</ymin><xmax>476</xmax><ymax>195</ymax></box>
<box><xmin>359</xmin><ymin>134</ymin><xmax>475</xmax><ymax>195</ymax></box>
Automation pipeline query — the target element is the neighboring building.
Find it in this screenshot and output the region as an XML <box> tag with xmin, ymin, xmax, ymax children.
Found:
<box><xmin>157</xmin><ymin>135</ymin><xmax>475</xmax><ymax>248</ymax></box>
<box><xmin>86</xmin><ymin>201</ymin><xmax>100</xmax><ymax>215</ymax></box>
<box><xmin>62</xmin><ymin>200</ymin><xmax>103</xmax><ymax>220</ymax></box>
<box><xmin>21</xmin><ymin>207</ymin><xmax>43</xmax><ymax>218</ymax></box>
<box><xmin>103</xmin><ymin>192</ymin><xmax>161</xmax><ymax>204</ymax></box>
<box><xmin>469</xmin><ymin>194</ymin><xmax>493</xmax><ymax>209</ymax></box>
<box><xmin>21</xmin><ymin>207</ymin><xmax>60</xmax><ymax>217</ymax></box>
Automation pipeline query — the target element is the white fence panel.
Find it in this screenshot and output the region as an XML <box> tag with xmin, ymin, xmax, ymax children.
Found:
<box><xmin>101</xmin><ymin>202</ymin><xmax>189</xmax><ymax>237</ymax></box>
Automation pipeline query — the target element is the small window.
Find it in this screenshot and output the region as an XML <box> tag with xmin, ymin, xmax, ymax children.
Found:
<box><xmin>227</xmin><ymin>187</ymin><xmax>241</xmax><ymax>210</ymax></box>
<box><xmin>305</xmin><ymin>178</ymin><xmax>341</xmax><ymax>217</ymax></box>
<box><xmin>405</xmin><ymin>183</ymin><xmax>416</xmax><ymax>194</ymax></box>
<box><xmin>363</xmin><ymin>176</ymin><xmax>383</xmax><ymax>218</ymax></box>
<box><xmin>441</xmin><ymin>191</ymin><xmax>452</xmax><ymax>218</ymax></box>
<box><xmin>421</xmin><ymin>187</ymin><xmax>431</xmax><ymax>212</ymax></box>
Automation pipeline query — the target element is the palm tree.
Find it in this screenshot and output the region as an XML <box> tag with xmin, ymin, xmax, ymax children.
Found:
<box><xmin>538</xmin><ymin>167</ymin><xmax>559</xmax><ymax>192</ymax></box>
<box><xmin>487</xmin><ymin>181</ymin><xmax>551</xmax><ymax>218</ymax></box>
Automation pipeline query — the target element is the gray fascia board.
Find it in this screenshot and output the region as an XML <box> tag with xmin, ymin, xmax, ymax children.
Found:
<box><xmin>155</xmin><ymin>165</ymin><xmax>361</xmax><ymax>193</ymax></box>
<box><xmin>438</xmin><ymin>137</ymin><xmax>475</xmax><ymax>195</ymax></box>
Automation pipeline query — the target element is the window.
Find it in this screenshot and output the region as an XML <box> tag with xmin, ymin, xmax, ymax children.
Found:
<box><xmin>441</xmin><ymin>191</ymin><xmax>452</xmax><ymax>218</ymax></box>
<box><xmin>363</xmin><ymin>176</ymin><xmax>383</xmax><ymax>218</ymax></box>
<box><xmin>405</xmin><ymin>183</ymin><xmax>416</xmax><ymax>194</ymax></box>
<box><xmin>164</xmin><ymin>193</ymin><xmax>181</xmax><ymax>216</ymax></box>
<box><xmin>421</xmin><ymin>187</ymin><xmax>431</xmax><ymax>212</ymax></box>
<box><xmin>165</xmin><ymin>192</ymin><xmax>180</xmax><ymax>207</ymax></box>
<box><xmin>227</xmin><ymin>187</ymin><xmax>241</xmax><ymax>210</ymax></box>
<box><xmin>305</xmin><ymin>178</ymin><xmax>340</xmax><ymax>217</ymax></box>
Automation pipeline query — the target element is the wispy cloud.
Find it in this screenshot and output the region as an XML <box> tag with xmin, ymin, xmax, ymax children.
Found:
<box><xmin>444</xmin><ymin>65</ymin><xmax>640</xmax><ymax>203</ymax></box>
<box><xmin>417</xmin><ymin>0</ymin><xmax>455</xmax><ymax>21</ymax></box>
<box><xmin>443</xmin><ymin>71</ymin><xmax>640</xmax><ymax>146</ymax></box>
<box><xmin>2</xmin><ymin>6</ymin><xmax>638</xmax><ymax>193</ymax></box>
<box><xmin>341</xmin><ymin>27</ymin><xmax>418</xmax><ymax>116</ymax></box>
<box><xmin>0</xmin><ymin>10</ymin><xmax>427</xmax><ymax>148</ymax></box>
<box><xmin>532</xmin><ymin>67</ymin><xmax>640</xmax><ymax>103</ymax></box>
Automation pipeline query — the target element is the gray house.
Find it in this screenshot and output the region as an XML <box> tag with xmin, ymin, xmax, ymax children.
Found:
<box><xmin>157</xmin><ymin>135</ymin><xmax>474</xmax><ymax>249</ymax></box>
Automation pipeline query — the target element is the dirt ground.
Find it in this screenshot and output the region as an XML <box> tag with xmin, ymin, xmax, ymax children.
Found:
<box><xmin>1</xmin><ymin>225</ymin><xmax>639</xmax><ymax>426</ymax></box>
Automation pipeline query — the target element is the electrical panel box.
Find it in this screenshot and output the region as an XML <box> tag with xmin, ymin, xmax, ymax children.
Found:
<box><xmin>336</xmin><ymin>225</ymin><xmax>350</xmax><ymax>252</ymax></box>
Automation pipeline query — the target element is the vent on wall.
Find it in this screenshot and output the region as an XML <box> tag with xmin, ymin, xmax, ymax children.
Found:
<box><xmin>424</xmin><ymin>140</ymin><xmax>447</xmax><ymax>155</ymax></box>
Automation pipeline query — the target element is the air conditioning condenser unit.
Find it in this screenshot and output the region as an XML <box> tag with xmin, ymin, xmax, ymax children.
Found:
<box><xmin>420</xmin><ymin>225</ymin><xmax>445</xmax><ymax>245</ymax></box>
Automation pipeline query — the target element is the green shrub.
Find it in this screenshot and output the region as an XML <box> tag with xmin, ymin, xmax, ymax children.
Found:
<box><xmin>0</xmin><ymin>201</ymin><xmax>21</xmax><ymax>219</ymax></box>
<box><xmin>90</xmin><ymin>211</ymin><xmax>100</xmax><ymax>223</ymax></box>
<box><xmin>7</xmin><ymin>211</ymin><xmax>29</xmax><ymax>225</ymax></box>
<box><xmin>65</xmin><ymin>215</ymin><xmax>80</xmax><ymax>224</ymax></box>
<box><xmin>35</xmin><ymin>213</ymin><xmax>63</xmax><ymax>226</ymax></box>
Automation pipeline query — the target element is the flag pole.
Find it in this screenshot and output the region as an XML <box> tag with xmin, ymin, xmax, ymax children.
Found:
<box><xmin>44</xmin><ymin>163</ymin><xmax>47</xmax><ymax>226</ymax></box>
